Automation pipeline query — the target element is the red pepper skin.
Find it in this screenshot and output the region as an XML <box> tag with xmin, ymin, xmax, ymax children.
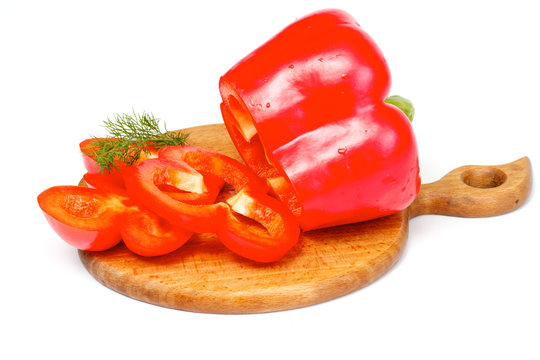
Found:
<box><xmin>80</xmin><ymin>138</ymin><xmax>105</xmax><ymax>174</ymax></box>
<box><xmin>80</xmin><ymin>138</ymin><xmax>127</xmax><ymax>197</ymax></box>
<box><xmin>37</xmin><ymin>186</ymin><xmax>126</xmax><ymax>251</ymax></box>
<box><xmin>219</xmin><ymin>9</ymin><xmax>420</xmax><ymax>230</ymax></box>
<box><xmin>83</xmin><ymin>172</ymin><xmax>127</xmax><ymax>193</ymax></box>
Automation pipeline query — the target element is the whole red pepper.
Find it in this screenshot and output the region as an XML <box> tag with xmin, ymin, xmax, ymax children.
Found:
<box><xmin>219</xmin><ymin>9</ymin><xmax>420</xmax><ymax>230</ymax></box>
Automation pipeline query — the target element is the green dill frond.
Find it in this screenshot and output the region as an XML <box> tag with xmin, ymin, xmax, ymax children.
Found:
<box><xmin>87</xmin><ymin>110</ymin><xmax>189</xmax><ymax>173</ymax></box>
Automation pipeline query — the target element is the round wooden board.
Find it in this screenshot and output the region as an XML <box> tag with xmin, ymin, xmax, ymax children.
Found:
<box><xmin>78</xmin><ymin>124</ymin><xmax>532</xmax><ymax>314</ymax></box>
<box><xmin>79</xmin><ymin>124</ymin><xmax>407</xmax><ymax>313</ymax></box>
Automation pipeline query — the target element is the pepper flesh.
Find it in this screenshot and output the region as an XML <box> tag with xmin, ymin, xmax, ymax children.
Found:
<box><xmin>219</xmin><ymin>9</ymin><xmax>420</xmax><ymax>230</ymax></box>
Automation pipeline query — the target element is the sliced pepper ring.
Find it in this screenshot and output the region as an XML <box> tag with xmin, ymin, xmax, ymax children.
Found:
<box><xmin>123</xmin><ymin>157</ymin><xmax>229</xmax><ymax>234</ymax></box>
<box><xmin>125</xmin><ymin>145</ymin><xmax>300</xmax><ymax>262</ymax></box>
<box><xmin>158</xmin><ymin>145</ymin><xmax>269</xmax><ymax>194</ymax></box>
<box><xmin>219</xmin><ymin>189</ymin><xmax>300</xmax><ymax>263</ymax></box>
<box><xmin>160</xmin><ymin>145</ymin><xmax>300</xmax><ymax>262</ymax></box>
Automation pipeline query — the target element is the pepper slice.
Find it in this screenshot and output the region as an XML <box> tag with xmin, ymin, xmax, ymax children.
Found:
<box><xmin>124</xmin><ymin>145</ymin><xmax>268</xmax><ymax>233</ymax></box>
<box><xmin>159</xmin><ymin>145</ymin><xmax>299</xmax><ymax>262</ymax></box>
<box><xmin>38</xmin><ymin>185</ymin><xmax>196</xmax><ymax>256</ymax></box>
<box><xmin>123</xmin><ymin>157</ymin><xmax>229</xmax><ymax>233</ymax></box>
<box><xmin>124</xmin><ymin>145</ymin><xmax>300</xmax><ymax>262</ymax></box>
<box><xmin>120</xmin><ymin>207</ymin><xmax>193</xmax><ymax>257</ymax></box>
<box><xmin>219</xmin><ymin>189</ymin><xmax>300</xmax><ymax>263</ymax></box>
<box><xmin>219</xmin><ymin>9</ymin><xmax>420</xmax><ymax>230</ymax></box>
<box><xmin>159</xmin><ymin>145</ymin><xmax>268</xmax><ymax>194</ymax></box>
<box><xmin>37</xmin><ymin>186</ymin><xmax>127</xmax><ymax>251</ymax></box>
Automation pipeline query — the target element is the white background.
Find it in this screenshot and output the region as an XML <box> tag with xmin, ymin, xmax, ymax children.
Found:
<box><xmin>1</xmin><ymin>0</ymin><xmax>538</xmax><ymax>359</ymax></box>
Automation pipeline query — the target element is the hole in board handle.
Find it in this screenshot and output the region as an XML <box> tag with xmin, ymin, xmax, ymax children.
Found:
<box><xmin>460</xmin><ymin>167</ymin><xmax>507</xmax><ymax>188</ymax></box>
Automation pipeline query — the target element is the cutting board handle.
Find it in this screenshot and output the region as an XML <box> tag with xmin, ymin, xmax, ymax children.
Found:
<box><xmin>409</xmin><ymin>157</ymin><xmax>532</xmax><ymax>219</ymax></box>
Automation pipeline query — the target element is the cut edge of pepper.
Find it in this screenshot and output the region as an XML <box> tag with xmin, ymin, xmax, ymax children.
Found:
<box><xmin>219</xmin><ymin>80</ymin><xmax>258</xmax><ymax>142</ymax></box>
<box><xmin>219</xmin><ymin>98</ymin><xmax>305</xmax><ymax>222</ymax></box>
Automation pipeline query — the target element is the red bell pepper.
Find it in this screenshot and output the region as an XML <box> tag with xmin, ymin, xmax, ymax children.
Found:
<box><xmin>219</xmin><ymin>9</ymin><xmax>420</xmax><ymax>230</ymax></box>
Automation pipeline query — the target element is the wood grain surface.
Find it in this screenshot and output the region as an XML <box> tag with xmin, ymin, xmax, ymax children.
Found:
<box><xmin>79</xmin><ymin>124</ymin><xmax>532</xmax><ymax>314</ymax></box>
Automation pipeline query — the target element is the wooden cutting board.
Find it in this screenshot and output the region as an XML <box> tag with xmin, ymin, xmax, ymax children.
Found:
<box><xmin>78</xmin><ymin>124</ymin><xmax>532</xmax><ymax>314</ymax></box>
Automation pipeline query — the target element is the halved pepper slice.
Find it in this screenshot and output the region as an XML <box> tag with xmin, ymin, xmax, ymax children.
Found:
<box><xmin>38</xmin><ymin>184</ymin><xmax>197</xmax><ymax>256</ymax></box>
<box><xmin>37</xmin><ymin>186</ymin><xmax>127</xmax><ymax>251</ymax></box>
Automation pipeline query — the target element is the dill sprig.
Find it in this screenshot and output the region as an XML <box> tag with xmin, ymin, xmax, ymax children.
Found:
<box><xmin>87</xmin><ymin>110</ymin><xmax>189</xmax><ymax>173</ymax></box>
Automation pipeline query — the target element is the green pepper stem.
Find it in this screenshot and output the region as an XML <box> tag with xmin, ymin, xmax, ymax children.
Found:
<box><xmin>384</xmin><ymin>95</ymin><xmax>414</xmax><ymax>122</ymax></box>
